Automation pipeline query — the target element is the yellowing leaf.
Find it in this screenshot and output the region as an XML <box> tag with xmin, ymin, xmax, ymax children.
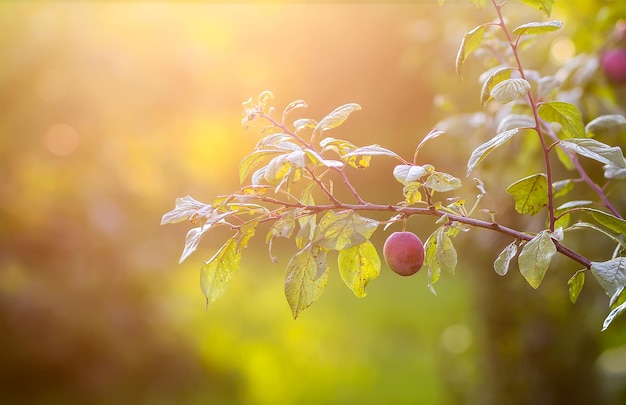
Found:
<box><xmin>338</xmin><ymin>240</ymin><xmax>381</xmax><ymax>298</ymax></box>
<box><xmin>314</xmin><ymin>211</ymin><xmax>379</xmax><ymax>251</ymax></box>
<box><xmin>239</xmin><ymin>150</ymin><xmax>283</xmax><ymax>183</ymax></box>
<box><xmin>518</xmin><ymin>230</ymin><xmax>556</xmax><ymax>289</ymax></box>
<box><xmin>161</xmin><ymin>195</ymin><xmax>210</xmax><ymax>225</ymax></box>
<box><xmin>402</xmin><ymin>182</ymin><xmax>422</xmax><ymax>205</ymax></box>
<box><xmin>480</xmin><ymin>67</ymin><xmax>512</xmax><ymax>106</ymax></box>
<box><xmin>200</xmin><ymin>238</ymin><xmax>241</xmax><ymax>307</ymax></box>
<box><xmin>519</xmin><ymin>0</ymin><xmax>554</xmax><ymax>17</ymax></box>
<box><xmin>512</xmin><ymin>20</ymin><xmax>562</xmax><ymax>36</ymax></box>
<box><xmin>456</xmin><ymin>25</ymin><xmax>485</xmax><ymax>78</ymax></box>
<box><xmin>284</xmin><ymin>245</ymin><xmax>329</xmax><ymax>319</ymax></box>
<box><xmin>506</xmin><ymin>173</ymin><xmax>548</xmax><ymax>215</ymax></box>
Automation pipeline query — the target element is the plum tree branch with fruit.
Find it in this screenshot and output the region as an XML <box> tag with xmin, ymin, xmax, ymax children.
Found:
<box><xmin>162</xmin><ymin>0</ymin><xmax>626</xmax><ymax>330</ymax></box>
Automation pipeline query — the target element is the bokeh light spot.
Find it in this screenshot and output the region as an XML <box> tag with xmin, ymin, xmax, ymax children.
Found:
<box><xmin>44</xmin><ymin>123</ymin><xmax>79</xmax><ymax>157</ymax></box>
<box><xmin>440</xmin><ymin>324</ymin><xmax>473</xmax><ymax>354</ymax></box>
<box><xmin>550</xmin><ymin>36</ymin><xmax>576</xmax><ymax>66</ymax></box>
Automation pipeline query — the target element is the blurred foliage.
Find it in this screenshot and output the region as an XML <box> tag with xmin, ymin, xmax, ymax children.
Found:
<box><xmin>0</xmin><ymin>1</ymin><xmax>625</xmax><ymax>404</ymax></box>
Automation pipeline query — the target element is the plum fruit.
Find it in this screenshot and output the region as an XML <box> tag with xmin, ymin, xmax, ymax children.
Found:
<box><xmin>383</xmin><ymin>231</ymin><xmax>424</xmax><ymax>276</ymax></box>
<box><xmin>601</xmin><ymin>48</ymin><xmax>626</xmax><ymax>84</ymax></box>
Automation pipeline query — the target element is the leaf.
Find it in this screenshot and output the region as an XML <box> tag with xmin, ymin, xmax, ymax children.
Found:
<box><xmin>313</xmin><ymin>103</ymin><xmax>361</xmax><ymax>138</ymax></box>
<box><xmin>512</xmin><ymin>20</ymin><xmax>562</xmax><ymax>36</ymax></box>
<box><xmin>393</xmin><ymin>164</ymin><xmax>434</xmax><ymax>185</ymax></box>
<box><xmin>200</xmin><ymin>238</ymin><xmax>241</xmax><ymax>307</ymax></box>
<box><xmin>320</xmin><ymin>137</ymin><xmax>365</xmax><ymax>167</ymax></box>
<box><xmin>519</xmin><ymin>0</ymin><xmax>554</xmax><ymax>17</ymax></box>
<box><xmin>506</xmin><ymin>173</ymin><xmax>548</xmax><ymax>215</ymax></box>
<box><xmin>559</xmin><ymin>138</ymin><xmax>626</xmax><ymax>168</ymax></box>
<box><xmin>293</xmin><ymin>118</ymin><xmax>317</xmax><ymax>132</ymax></box>
<box><xmin>585</xmin><ymin>114</ymin><xmax>626</xmax><ymax>137</ymax></box>
<box><xmin>604</xmin><ymin>162</ymin><xmax>626</xmax><ymax>179</ymax></box>
<box><xmin>424</xmin><ymin>233</ymin><xmax>440</xmax><ymax>295</ymax></box>
<box><xmin>402</xmin><ymin>182</ymin><xmax>422</xmax><ymax>205</ymax></box>
<box><xmin>314</xmin><ymin>211</ymin><xmax>379</xmax><ymax>251</ymax></box>
<box><xmin>341</xmin><ymin>145</ymin><xmax>401</xmax><ymax>161</ymax></box>
<box><xmin>496</xmin><ymin>114</ymin><xmax>536</xmax><ymax>133</ymax></box>
<box><xmin>282</xmin><ymin>99</ymin><xmax>307</xmax><ymax>122</ymax></box>
<box><xmin>161</xmin><ymin>195</ymin><xmax>210</xmax><ymax>225</ymax></box>
<box><xmin>586</xmin><ymin>208</ymin><xmax>626</xmax><ymax>235</ymax></box>
<box><xmin>555</xmin><ymin>200</ymin><xmax>592</xmax><ymax>210</ymax></box>
<box><xmin>414</xmin><ymin>129</ymin><xmax>445</xmax><ymax>159</ymax></box>
<box><xmin>467</xmin><ymin>128</ymin><xmax>522</xmax><ymax>176</ymax></box>
<box><xmin>239</xmin><ymin>150</ymin><xmax>284</xmax><ymax>183</ymax></box>
<box><xmin>602</xmin><ymin>293</ymin><xmax>626</xmax><ymax>331</ymax></box>
<box><xmin>480</xmin><ymin>66</ymin><xmax>512</xmax><ymax>106</ymax></box>
<box><xmin>591</xmin><ymin>257</ymin><xmax>626</xmax><ymax>299</ymax></box>
<box><xmin>424</xmin><ymin>171</ymin><xmax>462</xmax><ymax>192</ymax></box>
<box><xmin>538</xmin><ymin>101</ymin><xmax>586</xmax><ymax>139</ymax></box>
<box><xmin>566</xmin><ymin>222</ymin><xmax>626</xmax><ymax>248</ymax></box>
<box><xmin>180</xmin><ymin>225</ymin><xmax>210</xmax><ymax>263</ymax></box>
<box><xmin>552</xmin><ymin>179</ymin><xmax>574</xmax><ymax>198</ymax></box>
<box><xmin>494</xmin><ymin>241</ymin><xmax>518</xmax><ymax>276</ymax></box>
<box><xmin>491</xmin><ymin>78</ymin><xmax>531</xmax><ymax>104</ymax></box>
<box><xmin>284</xmin><ymin>245</ymin><xmax>329</xmax><ymax>319</ymax></box>
<box><xmin>456</xmin><ymin>24</ymin><xmax>485</xmax><ymax>78</ymax></box>
<box><xmin>518</xmin><ymin>230</ymin><xmax>557</xmax><ymax>289</ymax></box>
<box><xmin>338</xmin><ymin>240</ymin><xmax>381</xmax><ymax>298</ymax></box>
<box><xmin>436</xmin><ymin>228</ymin><xmax>457</xmax><ymax>275</ymax></box>
<box><xmin>567</xmin><ymin>270</ymin><xmax>585</xmax><ymax>304</ymax></box>
<box><xmin>303</xmin><ymin>148</ymin><xmax>344</xmax><ymax>169</ymax></box>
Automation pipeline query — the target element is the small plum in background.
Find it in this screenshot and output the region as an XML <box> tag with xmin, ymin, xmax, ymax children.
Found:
<box><xmin>601</xmin><ymin>48</ymin><xmax>626</xmax><ymax>84</ymax></box>
<box><xmin>383</xmin><ymin>231</ymin><xmax>424</xmax><ymax>276</ymax></box>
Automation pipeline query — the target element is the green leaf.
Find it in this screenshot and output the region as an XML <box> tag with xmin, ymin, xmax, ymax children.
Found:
<box><xmin>566</xmin><ymin>222</ymin><xmax>626</xmax><ymax>248</ymax></box>
<box><xmin>512</xmin><ymin>20</ymin><xmax>562</xmax><ymax>36</ymax></box>
<box><xmin>467</xmin><ymin>128</ymin><xmax>522</xmax><ymax>176</ymax></box>
<box><xmin>556</xmin><ymin>200</ymin><xmax>592</xmax><ymax>210</ymax></box>
<box><xmin>200</xmin><ymin>238</ymin><xmax>241</xmax><ymax>307</ymax></box>
<box><xmin>552</xmin><ymin>179</ymin><xmax>574</xmax><ymax>198</ymax></box>
<box><xmin>284</xmin><ymin>245</ymin><xmax>329</xmax><ymax>319</ymax></box>
<box><xmin>319</xmin><ymin>137</ymin><xmax>369</xmax><ymax>168</ymax></box>
<box><xmin>480</xmin><ymin>67</ymin><xmax>512</xmax><ymax>106</ymax></box>
<box><xmin>567</xmin><ymin>270</ymin><xmax>585</xmax><ymax>304</ymax></box>
<box><xmin>559</xmin><ymin>138</ymin><xmax>626</xmax><ymax>168</ymax></box>
<box><xmin>436</xmin><ymin>228</ymin><xmax>457</xmax><ymax>275</ymax></box>
<box><xmin>538</xmin><ymin>101</ymin><xmax>586</xmax><ymax>139</ymax></box>
<box><xmin>393</xmin><ymin>164</ymin><xmax>434</xmax><ymax>185</ymax></box>
<box><xmin>519</xmin><ymin>0</ymin><xmax>554</xmax><ymax>17</ymax></box>
<box><xmin>424</xmin><ymin>171</ymin><xmax>462</xmax><ymax>192</ymax></box>
<box><xmin>314</xmin><ymin>211</ymin><xmax>379</xmax><ymax>251</ymax></box>
<box><xmin>338</xmin><ymin>240</ymin><xmax>381</xmax><ymax>298</ymax></box>
<box><xmin>518</xmin><ymin>230</ymin><xmax>556</xmax><ymax>289</ymax></box>
<box><xmin>313</xmin><ymin>103</ymin><xmax>361</xmax><ymax>138</ymax></box>
<box><xmin>456</xmin><ymin>25</ymin><xmax>485</xmax><ymax>78</ymax></box>
<box><xmin>585</xmin><ymin>114</ymin><xmax>626</xmax><ymax>137</ymax></box>
<box><xmin>491</xmin><ymin>78</ymin><xmax>531</xmax><ymax>104</ymax></box>
<box><xmin>494</xmin><ymin>241</ymin><xmax>518</xmax><ymax>276</ymax></box>
<box><xmin>506</xmin><ymin>173</ymin><xmax>548</xmax><ymax>215</ymax></box>
<box><xmin>586</xmin><ymin>208</ymin><xmax>626</xmax><ymax>235</ymax></box>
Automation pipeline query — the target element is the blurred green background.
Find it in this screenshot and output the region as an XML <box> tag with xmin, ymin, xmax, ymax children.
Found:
<box><xmin>1</xmin><ymin>1</ymin><xmax>626</xmax><ymax>404</ymax></box>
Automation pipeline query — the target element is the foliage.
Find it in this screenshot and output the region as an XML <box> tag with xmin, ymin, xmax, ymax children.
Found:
<box><xmin>164</xmin><ymin>0</ymin><xmax>626</xmax><ymax>330</ymax></box>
